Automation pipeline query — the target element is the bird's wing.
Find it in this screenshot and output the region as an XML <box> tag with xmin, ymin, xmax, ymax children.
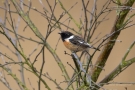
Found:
<box><xmin>69</xmin><ymin>35</ymin><xmax>90</xmax><ymax>48</ymax></box>
<box><xmin>69</xmin><ymin>35</ymin><xmax>100</xmax><ymax>51</ymax></box>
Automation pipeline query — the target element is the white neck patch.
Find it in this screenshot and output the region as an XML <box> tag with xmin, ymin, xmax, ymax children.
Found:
<box><xmin>65</xmin><ymin>35</ymin><xmax>74</xmax><ymax>42</ymax></box>
<box><xmin>66</xmin><ymin>35</ymin><xmax>74</xmax><ymax>40</ymax></box>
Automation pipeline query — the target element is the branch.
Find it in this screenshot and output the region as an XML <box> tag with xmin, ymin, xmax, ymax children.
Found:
<box><xmin>58</xmin><ymin>0</ymin><xmax>81</xmax><ymax>29</ymax></box>
<box><xmin>1</xmin><ymin>67</ymin><xmax>29</xmax><ymax>90</ymax></box>
<box><xmin>10</xmin><ymin>1</ymin><xmax>73</xmax><ymax>89</ymax></box>
<box><xmin>91</xmin><ymin>0</ymin><xmax>135</xmax><ymax>82</ymax></box>
<box><xmin>99</xmin><ymin>57</ymin><xmax>135</xmax><ymax>84</ymax></box>
<box><xmin>99</xmin><ymin>40</ymin><xmax>135</xmax><ymax>84</ymax></box>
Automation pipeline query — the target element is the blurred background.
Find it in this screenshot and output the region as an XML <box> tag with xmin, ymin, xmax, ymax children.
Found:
<box><xmin>0</xmin><ymin>0</ymin><xmax>135</xmax><ymax>90</ymax></box>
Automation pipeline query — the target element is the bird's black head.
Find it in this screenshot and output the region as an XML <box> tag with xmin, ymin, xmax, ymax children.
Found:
<box><xmin>58</xmin><ymin>31</ymin><xmax>73</xmax><ymax>41</ymax></box>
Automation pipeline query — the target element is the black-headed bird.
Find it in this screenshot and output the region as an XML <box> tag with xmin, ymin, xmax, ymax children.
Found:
<box><xmin>58</xmin><ymin>31</ymin><xmax>100</xmax><ymax>52</ymax></box>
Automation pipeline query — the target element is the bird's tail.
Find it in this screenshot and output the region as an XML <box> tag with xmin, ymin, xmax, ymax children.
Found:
<box><xmin>90</xmin><ymin>46</ymin><xmax>100</xmax><ymax>51</ymax></box>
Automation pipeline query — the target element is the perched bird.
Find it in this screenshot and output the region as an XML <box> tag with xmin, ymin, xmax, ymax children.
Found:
<box><xmin>58</xmin><ymin>31</ymin><xmax>100</xmax><ymax>52</ymax></box>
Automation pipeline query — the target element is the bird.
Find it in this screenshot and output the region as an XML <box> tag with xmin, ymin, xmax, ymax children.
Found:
<box><xmin>58</xmin><ymin>31</ymin><xmax>100</xmax><ymax>52</ymax></box>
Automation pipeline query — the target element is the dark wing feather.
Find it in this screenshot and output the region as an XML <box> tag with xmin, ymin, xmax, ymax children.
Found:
<box><xmin>69</xmin><ymin>35</ymin><xmax>100</xmax><ymax>51</ymax></box>
<box><xmin>69</xmin><ymin>35</ymin><xmax>90</xmax><ymax>48</ymax></box>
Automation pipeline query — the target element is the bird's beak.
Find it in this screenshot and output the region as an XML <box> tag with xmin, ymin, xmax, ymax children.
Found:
<box><xmin>58</xmin><ymin>32</ymin><xmax>61</xmax><ymax>34</ymax></box>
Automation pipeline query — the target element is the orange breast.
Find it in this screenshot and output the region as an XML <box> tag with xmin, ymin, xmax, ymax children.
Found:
<box><xmin>63</xmin><ymin>41</ymin><xmax>84</xmax><ymax>51</ymax></box>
